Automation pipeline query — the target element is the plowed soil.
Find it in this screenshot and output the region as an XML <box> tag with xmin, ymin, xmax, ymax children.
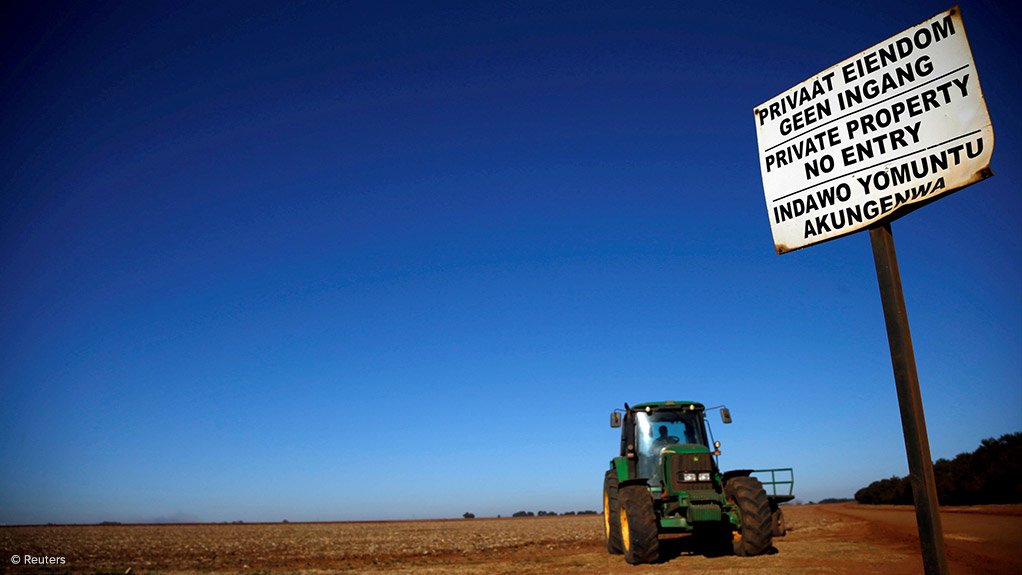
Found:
<box><xmin>2</xmin><ymin>504</ymin><xmax>1019</xmax><ymax>574</ymax></box>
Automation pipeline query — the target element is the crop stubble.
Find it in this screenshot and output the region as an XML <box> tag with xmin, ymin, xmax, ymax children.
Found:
<box><xmin>1</xmin><ymin>516</ymin><xmax>598</xmax><ymax>574</ymax></box>
<box><xmin>2</xmin><ymin>505</ymin><xmax>1019</xmax><ymax>574</ymax></box>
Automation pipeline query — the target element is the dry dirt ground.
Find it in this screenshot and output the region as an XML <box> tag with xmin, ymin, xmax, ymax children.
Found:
<box><xmin>2</xmin><ymin>504</ymin><xmax>1020</xmax><ymax>574</ymax></box>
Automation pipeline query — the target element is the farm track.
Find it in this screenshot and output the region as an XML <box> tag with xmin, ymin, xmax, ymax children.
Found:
<box><xmin>2</xmin><ymin>504</ymin><xmax>1019</xmax><ymax>574</ymax></box>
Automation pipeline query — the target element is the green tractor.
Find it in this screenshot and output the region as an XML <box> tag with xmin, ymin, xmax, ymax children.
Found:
<box><xmin>604</xmin><ymin>400</ymin><xmax>794</xmax><ymax>564</ymax></box>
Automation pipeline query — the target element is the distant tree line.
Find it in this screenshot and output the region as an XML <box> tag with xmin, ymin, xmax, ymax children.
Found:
<box><xmin>510</xmin><ymin>510</ymin><xmax>598</xmax><ymax>517</ymax></box>
<box><xmin>855</xmin><ymin>433</ymin><xmax>1022</xmax><ymax>505</ymax></box>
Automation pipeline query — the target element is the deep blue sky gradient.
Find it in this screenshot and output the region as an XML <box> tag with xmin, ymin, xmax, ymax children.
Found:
<box><xmin>1</xmin><ymin>1</ymin><xmax>1019</xmax><ymax>523</ymax></box>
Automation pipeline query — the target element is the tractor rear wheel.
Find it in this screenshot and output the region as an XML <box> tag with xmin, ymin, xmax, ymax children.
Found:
<box><xmin>618</xmin><ymin>485</ymin><xmax>659</xmax><ymax>564</ymax></box>
<box><xmin>725</xmin><ymin>476</ymin><xmax>773</xmax><ymax>556</ymax></box>
<box><xmin>603</xmin><ymin>470</ymin><xmax>623</xmax><ymax>554</ymax></box>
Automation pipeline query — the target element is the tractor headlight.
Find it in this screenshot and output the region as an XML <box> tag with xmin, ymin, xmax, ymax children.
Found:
<box><xmin>697</xmin><ymin>472</ymin><xmax>712</xmax><ymax>482</ymax></box>
<box><xmin>682</xmin><ymin>472</ymin><xmax>697</xmax><ymax>482</ymax></box>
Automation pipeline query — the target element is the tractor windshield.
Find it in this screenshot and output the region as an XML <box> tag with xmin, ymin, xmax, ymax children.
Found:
<box><xmin>634</xmin><ymin>410</ymin><xmax>707</xmax><ymax>487</ymax></box>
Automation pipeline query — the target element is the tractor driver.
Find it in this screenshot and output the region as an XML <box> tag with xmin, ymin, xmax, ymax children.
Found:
<box><xmin>651</xmin><ymin>425</ymin><xmax>677</xmax><ymax>451</ymax></box>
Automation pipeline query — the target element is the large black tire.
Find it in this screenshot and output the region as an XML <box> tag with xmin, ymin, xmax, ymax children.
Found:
<box><xmin>724</xmin><ymin>476</ymin><xmax>773</xmax><ymax>557</ymax></box>
<box><xmin>771</xmin><ymin>506</ymin><xmax>787</xmax><ymax>537</ymax></box>
<box><xmin>618</xmin><ymin>485</ymin><xmax>660</xmax><ymax>564</ymax></box>
<box><xmin>603</xmin><ymin>470</ymin><xmax>624</xmax><ymax>554</ymax></box>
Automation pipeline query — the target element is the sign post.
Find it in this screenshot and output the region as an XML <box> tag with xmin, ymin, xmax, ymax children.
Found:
<box><xmin>752</xmin><ymin>7</ymin><xmax>994</xmax><ymax>575</ymax></box>
<box><xmin>869</xmin><ymin>222</ymin><xmax>947</xmax><ymax>574</ymax></box>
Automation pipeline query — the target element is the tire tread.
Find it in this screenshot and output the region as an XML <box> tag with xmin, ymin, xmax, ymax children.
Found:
<box><xmin>725</xmin><ymin>476</ymin><xmax>773</xmax><ymax>556</ymax></box>
<box><xmin>618</xmin><ymin>485</ymin><xmax>660</xmax><ymax>564</ymax></box>
<box><xmin>603</xmin><ymin>470</ymin><xmax>624</xmax><ymax>554</ymax></box>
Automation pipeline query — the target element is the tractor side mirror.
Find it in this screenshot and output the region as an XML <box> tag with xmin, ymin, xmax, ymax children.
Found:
<box><xmin>720</xmin><ymin>407</ymin><xmax>732</xmax><ymax>424</ymax></box>
<box><xmin>610</xmin><ymin>412</ymin><xmax>622</xmax><ymax>428</ymax></box>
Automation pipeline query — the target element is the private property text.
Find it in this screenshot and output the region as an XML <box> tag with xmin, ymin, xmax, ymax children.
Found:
<box><xmin>754</xmin><ymin>9</ymin><xmax>993</xmax><ymax>249</ymax></box>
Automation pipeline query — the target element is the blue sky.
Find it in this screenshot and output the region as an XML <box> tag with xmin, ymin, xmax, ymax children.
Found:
<box><xmin>1</xmin><ymin>1</ymin><xmax>1018</xmax><ymax>523</ymax></box>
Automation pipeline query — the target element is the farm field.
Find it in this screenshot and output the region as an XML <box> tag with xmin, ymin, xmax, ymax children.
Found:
<box><xmin>2</xmin><ymin>504</ymin><xmax>1020</xmax><ymax>574</ymax></box>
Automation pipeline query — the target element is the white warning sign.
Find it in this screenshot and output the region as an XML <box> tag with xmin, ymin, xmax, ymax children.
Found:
<box><xmin>754</xmin><ymin>6</ymin><xmax>993</xmax><ymax>254</ymax></box>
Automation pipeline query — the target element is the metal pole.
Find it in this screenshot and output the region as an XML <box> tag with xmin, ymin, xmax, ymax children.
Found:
<box><xmin>869</xmin><ymin>222</ymin><xmax>949</xmax><ymax>575</ymax></box>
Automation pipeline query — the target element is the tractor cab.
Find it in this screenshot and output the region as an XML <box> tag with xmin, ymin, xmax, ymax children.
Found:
<box><xmin>611</xmin><ymin>401</ymin><xmax>721</xmax><ymax>490</ymax></box>
<box><xmin>634</xmin><ymin>405</ymin><xmax>707</xmax><ymax>487</ymax></box>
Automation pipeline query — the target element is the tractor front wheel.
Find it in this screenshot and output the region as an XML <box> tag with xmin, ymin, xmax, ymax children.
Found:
<box><xmin>771</xmin><ymin>506</ymin><xmax>787</xmax><ymax>537</ymax></box>
<box><xmin>618</xmin><ymin>485</ymin><xmax>659</xmax><ymax>564</ymax></box>
<box><xmin>725</xmin><ymin>476</ymin><xmax>773</xmax><ymax>557</ymax></box>
<box><xmin>603</xmin><ymin>470</ymin><xmax>623</xmax><ymax>554</ymax></box>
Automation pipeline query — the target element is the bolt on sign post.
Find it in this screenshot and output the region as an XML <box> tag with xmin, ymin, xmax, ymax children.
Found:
<box><xmin>752</xmin><ymin>6</ymin><xmax>993</xmax><ymax>575</ymax></box>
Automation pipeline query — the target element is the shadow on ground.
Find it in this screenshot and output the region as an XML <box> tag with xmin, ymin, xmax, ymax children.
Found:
<box><xmin>656</xmin><ymin>533</ymin><xmax>778</xmax><ymax>563</ymax></box>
